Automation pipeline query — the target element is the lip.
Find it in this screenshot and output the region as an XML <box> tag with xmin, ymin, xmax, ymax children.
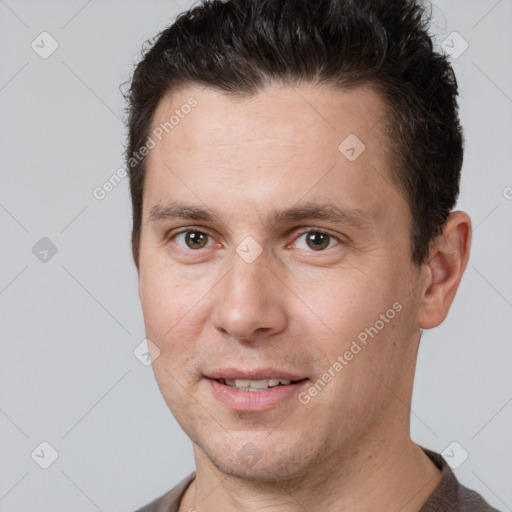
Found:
<box><xmin>206</xmin><ymin>375</ymin><xmax>309</xmax><ymax>412</ymax></box>
<box><xmin>206</xmin><ymin>368</ymin><xmax>306</xmax><ymax>381</ymax></box>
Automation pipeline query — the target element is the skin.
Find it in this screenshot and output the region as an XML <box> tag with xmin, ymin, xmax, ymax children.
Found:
<box><xmin>136</xmin><ymin>83</ymin><xmax>471</xmax><ymax>512</ymax></box>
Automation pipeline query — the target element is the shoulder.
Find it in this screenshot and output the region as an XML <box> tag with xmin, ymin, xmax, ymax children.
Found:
<box><xmin>134</xmin><ymin>473</ymin><xmax>195</xmax><ymax>512</ymax></box>
<box><xmin>421</xmin><ymin>449</ymin><xmax>501</xmax><ymax>512</ymax></box>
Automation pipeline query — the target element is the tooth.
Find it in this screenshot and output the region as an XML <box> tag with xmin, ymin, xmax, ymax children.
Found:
<box><xmin>235</xmin><ymin>379</ymin><xmax>253</xmax><ymax>388</ymax></box>
<box><xmin>249</xmin><ymin>379</ymin><xmax>269</xmax><ymax>390</ymax></box>
<box><xmin>223</xmin><ymin>378</ymin><xmax>292</xmax><ymax>391</ymax></box>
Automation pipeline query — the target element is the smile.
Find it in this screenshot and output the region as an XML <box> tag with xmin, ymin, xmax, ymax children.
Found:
<box><xmin>208</xmin><ymin>375</ymin><xmax>309</xmax><ymax>412</ymax></box>
<box><xmin>218</xmin><ymin>378</ymin><xmax>296</xmax><ymax>391</ymax></box>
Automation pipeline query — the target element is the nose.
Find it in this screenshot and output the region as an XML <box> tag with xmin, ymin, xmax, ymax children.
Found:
<box><xmin>211</xmin><ymin>252</ymin><xmax>288</xmax><ymax>342</ymax></box>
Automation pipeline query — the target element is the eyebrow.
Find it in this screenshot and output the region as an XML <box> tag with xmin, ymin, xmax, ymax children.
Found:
<box><xmin>148</xmin><ymin>201</ymin><xmax>372</xmax><ymax>229</ymax></box>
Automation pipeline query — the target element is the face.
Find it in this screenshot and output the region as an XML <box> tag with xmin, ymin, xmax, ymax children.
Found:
<box><xmin>137</xmin><ymin>83</ymin><xmax>426</xmax><ymax>482</ymax></box>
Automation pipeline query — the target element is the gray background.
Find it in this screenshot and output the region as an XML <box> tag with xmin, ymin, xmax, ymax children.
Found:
<box><xmin>0</xmin><ymin>0</ymin><xmax>511</xmax><ymax>510</ymax></box>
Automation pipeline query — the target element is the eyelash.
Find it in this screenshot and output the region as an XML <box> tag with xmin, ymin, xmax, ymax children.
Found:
<box><xmin>170</xmin><ymin>227</ymin><xmax>343</xmax><ymax>252</ymax></box>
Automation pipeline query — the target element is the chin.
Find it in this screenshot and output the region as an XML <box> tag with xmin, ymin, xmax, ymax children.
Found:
<box><xmin>195</xmin><ymin>430</ymin><xmax>324</xmax><ymax>483</ymax></box>
<box><xmin>213</xmin><ymin>453</ymin><xmax>308</xmax><ymax>482</ymax></box>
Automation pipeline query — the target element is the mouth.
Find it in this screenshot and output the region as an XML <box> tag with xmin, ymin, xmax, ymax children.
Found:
<box><xmin>217</xmin><ymin>377</ymin><xmax>304</xmax><ymax>391</ymax></box>
<box><xmin>206</xmin><ymin>371</ymin><xmax>309</xmax><ymax>411</ymax></box>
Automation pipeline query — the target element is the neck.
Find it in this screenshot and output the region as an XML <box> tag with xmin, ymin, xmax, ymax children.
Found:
<box><xmin>181</xmin><ymin>434</ymin><xmax>441</xmax><ymax>512</ymax></box>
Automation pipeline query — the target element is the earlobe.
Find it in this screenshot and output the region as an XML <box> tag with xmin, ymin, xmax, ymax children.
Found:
<box><xmin>417</xmin><ymin>211</ymin><xmax>472</xmax><ymax>330</ymax></box>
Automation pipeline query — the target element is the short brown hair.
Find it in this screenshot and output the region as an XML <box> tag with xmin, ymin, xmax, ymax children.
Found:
<box><xmin>124</xmin><ymin>0</ymin><xmax>463</xmax><ymax>266</ymax></box>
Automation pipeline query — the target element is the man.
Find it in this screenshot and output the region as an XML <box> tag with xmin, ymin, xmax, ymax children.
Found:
<box><xmin>125</xmin><ymin>0</ymin><xmax>499</xmax><ymax>510</ymax></box>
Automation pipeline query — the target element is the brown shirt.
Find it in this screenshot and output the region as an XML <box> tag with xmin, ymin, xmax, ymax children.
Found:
<box><xmin>134</xmin><ymin>449</ymin><xmax>501</xmax><ymax>512</ymax></box>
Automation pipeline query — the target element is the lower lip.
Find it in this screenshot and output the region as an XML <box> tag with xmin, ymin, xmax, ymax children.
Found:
<box><xmin>208</xmin><ymin>379</ymin><xmax>308</xmax><ymax>412</ymax></box>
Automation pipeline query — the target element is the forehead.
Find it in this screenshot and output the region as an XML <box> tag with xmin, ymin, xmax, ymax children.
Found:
<box><xmin>143</xmin><ymin>82</ymin><xmax>404</xmax><ymax>230</ymax></box>
<box><xmin>149</xmin><ymin>82</ymin><xmax>389</xmax><ymax>157</ymax></box>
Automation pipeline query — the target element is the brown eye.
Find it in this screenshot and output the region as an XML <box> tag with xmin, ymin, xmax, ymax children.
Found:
<box><xmin>183</xmin><ymin>231</ymin><xmax>209</xmax><ymax>249</ymax></box>
<box><xmin>305</xmin><ymin>232</ymin><xmax>331</xmax><ymax>251</ymax></box>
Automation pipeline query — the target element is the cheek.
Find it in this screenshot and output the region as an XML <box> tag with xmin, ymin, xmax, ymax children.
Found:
<box><xmin>139</xmin><ymin>262</ymin><xmax>182</xmax><ymax>348</ymax></box>
<box><xmin>138</xmin><ymin>261</ymin><xmax>213</xmax><ymax>364</ymax></box>
<box><xmin>307</xmin><ymin>272</ymin><xmax>395</xmax><ymax>340</ymax></box>
<box><xmin>139</xmin><ymin>268</ymin><xmax>205</xmax><ymax>408</ymax></box>
<box><xmin>139</xmin><ymin>272</ymin><xmax>173</xmax><ymax>332</ymax></box>
<box><xmin>303</xmin><ymin>265</ymin><xmax>412</xmax><ymax>399</ymax></box>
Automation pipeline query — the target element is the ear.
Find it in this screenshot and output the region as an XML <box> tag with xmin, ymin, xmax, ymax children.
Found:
<box><xmin>131</xmin><ymin>231</ymin><xmax>143</xmax><ymax>304</ymax></box>
<box><xmin>131</xmin><ymin>230</ymin><xmax>140</xmax><ymax>274</ymax></box>
<box><xmin>416</xmin><ymin>211</ymin><xmax>472</xmax><ymax>329</ymax></box>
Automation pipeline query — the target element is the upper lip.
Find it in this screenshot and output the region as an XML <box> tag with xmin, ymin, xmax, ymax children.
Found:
<box><xmin>206</xmin><ymin>368</ymin><xmax>307</xmax><ymax>381</ymax></box>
